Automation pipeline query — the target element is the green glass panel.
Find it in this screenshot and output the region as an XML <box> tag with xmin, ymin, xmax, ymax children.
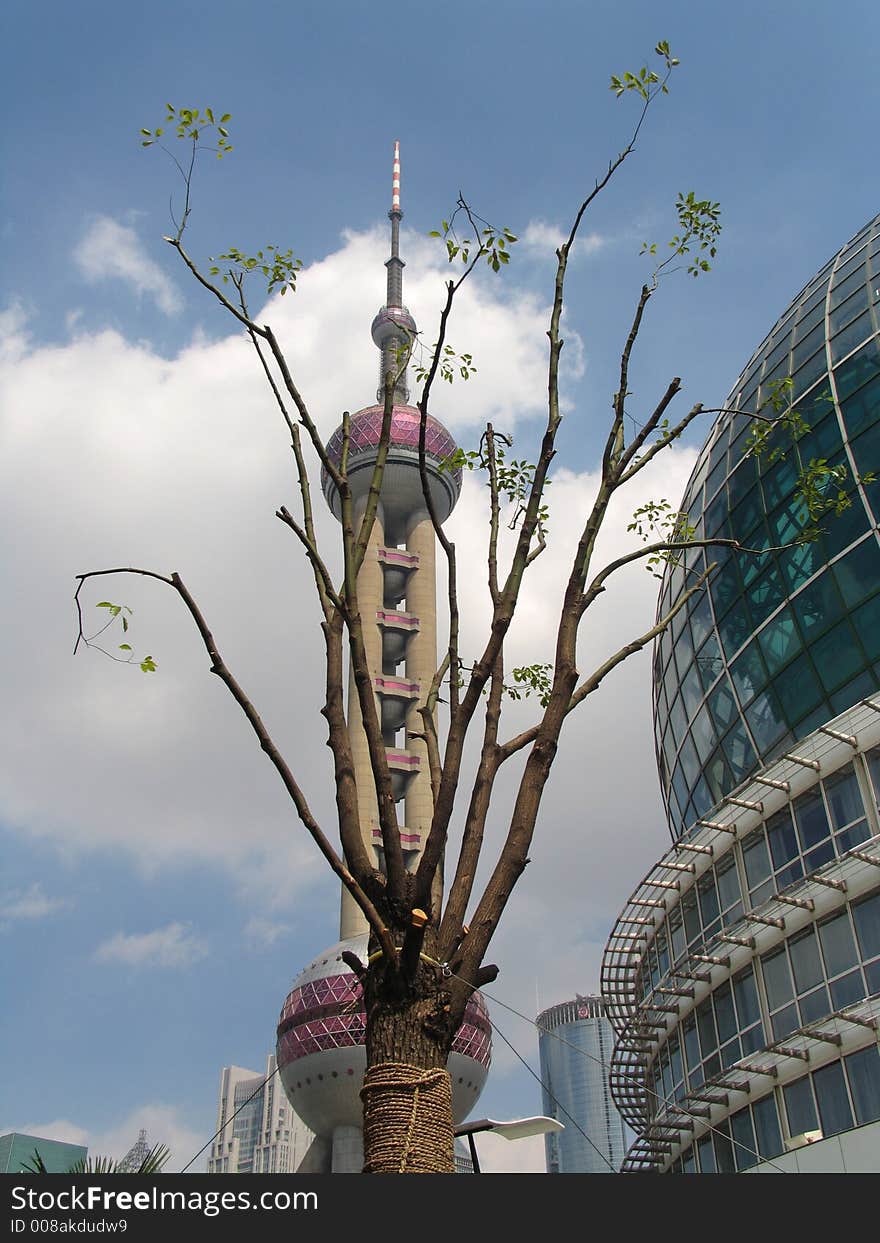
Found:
<box><xmin>830</xmin><ymin>262</ymin><xmax>869</xmax><ymax>308</ymax></box>
<box><xmin>820</xmin><ymin>496</ymin><xmax>869</xmax><ymax>563</ymax></box>
<box><xmin>833</xmin><ymin>537</ymin><xmax>880</xmax><ymax>607</ymax></box>
<box><xmin>687</xmin><ymin>589</ymin><xmax>712</xmax><ymax>649</ymax></box>
<box><xmin>850</xmin><ymin>421</ymin><xmax>880</xmax><ymax>484</ymax></box>
<box><xmin>830</xmin><ymin>308</ymin><xmax>873</xmax><ymax>363</ymax></box>
<box><xmin>744</xmin><ymin>687</ymin><xmax>787</xmax><ymax>752</ymax></box>
<box><xmin>737</xmin><ymin>538</ymin><xmax>772</xmax><ymax>588</ymax></box>
<box><xmin>679</xmin><ymin>733</ymin><xmax>701</xmax><ymax>787</ymax></box>
<box><xmin>704</xmin><ymin>490</ymin><xmax>729</xmax><ymax>535</ymax></box>
<box><xmin>730</xmin><ymin>487</ymin><xmax>760</xmax><ymax>541</ymax></box>
<box><xmin>772</xmin><ymin>652</ymin><xmax>823</xmax><ymax>726</ymax></box>
<box><xmin>691</xmin><ymin>704</ymin><xmax>717</xmax><ymax>765</ymax></box>
<box><xmin>746</xmin><ymin>565</ymin><xmax>786</xmax><ymax>632</ymax></box>
<box><xmin>730</xmin><ymin>423</ymin><xmax>756</xmax><ymax>467</ymax></box>
<box><xmin>840</xmin><ymin>373</ymin><xmax>880</xmax><ymax>435</ymax></box>
<box><xmin>835</xmin><ymin>337</ymin><xmax>880</xmax><ymax>401</ymax></box>
<box><xmin>718</xmin><ymin>605</ymin><xmax>751</xmax><ymax>660</ymax></box>
<box><xmin>853</xmin><ymin>593</ymin><xmax>880</xmax><ymax>660</ymax></box>
<box><xmin>829</xmin><ymin>284</ymin><xmax>869</xmax><ymax>335</ymax></box>
<box><xmin>669</xmin><ymin>692</ymin><xmax>687</xmax><ymax>747</ymax></box>
<box><xmin>730</xmin><ymin>641</ymin><xmax>767</xmax><ymax>702</ymax></box>
<box><xmin>723</xmin><ymin>720</ymin><xmax>757</xmax><ymax>780</ymax></box>
<box><xmin>776</xmin><ymin>537</ymin><xmax>822</xmax><ymax>593</ymax></box>
<box><xmin>767</xmin><ymin>492</ymin><xmax>812</xmax><ymax>545</ymax></box>
<box><xmin>790</xmin><ymin>570</ymin><xmax>844</xmax><ymax>636</ymax></box>
<box><xmin>757</xmin><ymin>606</ymin><xmax>801</xmax><ymax>675</ymax></box>
<box><xmin>727</xmin><ymin>457</ymin><xmax>758</xmax><ymax>508</ymax></box>
<box><xmin>792</xmin><ymin>348</ymin><xmax>828</xmax><ymax>399</ymax></box>
<box><xmin>703</xmin><ymin>747</ymin><xmax>731</xmax><ymax>801</ymax></box>
<box><xmin>829</xmin><ymin>668</ymin><xmax>878</xmax><ymax>714</ymax></box>
<box><xmin>792</xmin><ymin>319</ymin><xmax>826</xmax><ymax>368</ymax></box>
<box><xmin>810</xmin><ymin>618</ymin><xmax>865</xmax><ymax>692</ymax></box>
<box><xmin>708</xmin><ymin>678</ymin><xmax>738</xmax><ymax>733</ymax></box>
<box><xmin>696</xmin><ymin>632</ymin><xmax>724</xmax><ymax>690</ymax></box>
<box><xmin>705</xmin><ymin>455</ymin><xmax>727</xmax><ymax>502</ymax></box>
<box><xmin>680</xmin><ymin>660</ymin><xmax>703</xmax><ymax>716</ymax></box>
<box><xmin>692</xmin><ymin>776</ymin><xmax>712</xmax><ymax>819</ymax></box>
<box><xmin>793</xmin><ymin>297</ymin><xmax>825</xmax><ymax>342</ymax></box>
<box><xmin>800</xmin><ymin>411</ymin><xmax>843</xmax><ymax>460</ymax></box>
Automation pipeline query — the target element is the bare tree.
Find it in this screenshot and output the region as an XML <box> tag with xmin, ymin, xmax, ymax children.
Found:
<box><xmin>75</xmin><ymin>47</ymin><xmax>852</xmax><ymax>1172</ymax></box>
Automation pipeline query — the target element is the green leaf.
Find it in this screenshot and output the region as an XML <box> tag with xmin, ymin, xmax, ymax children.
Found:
<box><xmin>118</xmin><ymin>644</ymin><xmax>132</xmax><ymax>652</ymax></box>
<box><xmin>96</xmin><ymin>601</ymin><xmax>114</xmax><ymax>609</ymax></box>
<box><xmin>140</xmin><ymin>656</ymin><xmax>157</xmax><ymax>673</ymax></box>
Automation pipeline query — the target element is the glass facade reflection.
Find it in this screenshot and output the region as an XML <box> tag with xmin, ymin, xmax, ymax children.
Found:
<box><xmin>604</xmin><ymin>216</ymin><xmax>880</xmax><ymax>1174</ymax></box>
<box><xmin>654</xmin><ymin>214</ymin><xmax>880</xmax><ymax>838</ymax></box>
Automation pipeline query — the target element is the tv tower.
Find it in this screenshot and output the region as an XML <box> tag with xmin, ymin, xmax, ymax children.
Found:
<box><xmin>276</xmin><ymin>143</ymin><xmax>491</xmax><ymax>1173</ymax></box>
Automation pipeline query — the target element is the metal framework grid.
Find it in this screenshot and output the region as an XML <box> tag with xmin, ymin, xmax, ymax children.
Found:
<box><xmin>601</xmin><ymin>697</ymin><xmax>880</xmax><ymax>1171</ymax></box>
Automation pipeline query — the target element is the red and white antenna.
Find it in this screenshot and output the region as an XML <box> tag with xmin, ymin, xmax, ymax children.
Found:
<box><xmin>391</xmin><ymin>140</ymin><xmax>401</xmax><ymax>215</ymax></box>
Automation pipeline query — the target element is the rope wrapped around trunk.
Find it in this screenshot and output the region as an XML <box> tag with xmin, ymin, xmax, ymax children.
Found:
<box><xmin>361</xmin><ymin>1062</ymin><xmax>454</xmax><ymax>1173</ymax></box>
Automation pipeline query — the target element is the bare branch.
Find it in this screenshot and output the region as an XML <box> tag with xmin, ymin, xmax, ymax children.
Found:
<box><xmin>74</xmin><ymin>567</ymin><xmax>395</xmax><ymax>962</ymax></box>
<box><xmin>276</xmin><ymin>506</ymin><xmax>344</xmax><ymax>615</ymax></box>
<box><xmin>604</xmin><ymin>283</ymin><xmax>653</xmax><ymax>477</ymax></box>
<box><xmin>497</xmin><ymin>569</ymin><xmax>714</xmax><ymax>762</ymax></box>
<box><xmin>438</xmin><ymin>652</ymin><xmax>504</xmax><ymax>955</ymax></box>
<box><xmin>416</xmin><ymin>651</ymin><xmax>449</xmax><ymax>806</ymax></box>
<box><xmin>618</xmin><ymin>395</ymin><xmax>702</xmax><ymax>483</ymax></box>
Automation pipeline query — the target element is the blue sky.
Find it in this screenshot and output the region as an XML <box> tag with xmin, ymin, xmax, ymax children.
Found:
<box><xmin>1</xmin><ymin>0</ymin><xmax>877</xmax><ymax>1173</ymax></box>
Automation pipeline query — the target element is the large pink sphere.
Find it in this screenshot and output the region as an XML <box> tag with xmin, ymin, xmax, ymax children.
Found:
<box><xmin>321</xmin><ymin>405</ymin><xmax>462</xmax><ymax>534</ymax></box>
<box><xmin>276</xmin><ymin>934</ymin><xmax>492</xmax><ymax>1136</ymax></box>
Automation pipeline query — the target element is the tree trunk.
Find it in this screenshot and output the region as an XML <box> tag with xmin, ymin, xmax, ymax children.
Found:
<box><xmin>361</xmin><ymin>947</ymin><xmax>457</xmax><ymax>1174</ymax></box>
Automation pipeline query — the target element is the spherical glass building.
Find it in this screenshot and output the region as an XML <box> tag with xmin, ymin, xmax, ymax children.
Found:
<box><xmin>602</xmin><ymin>215</ymin><xmax>880</xmax><ymax>1174</ymax></box>
<box><xmin>654</xmin><ymin>213</ymin><xmax>880</xmax><ymax>839</ymax></box>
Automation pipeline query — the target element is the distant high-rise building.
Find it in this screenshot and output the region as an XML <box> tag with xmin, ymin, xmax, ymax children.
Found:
<box><xmin>537</xmin><ymin>996</ymin><xmax>632</xmax><ymax>1172</ymax></box>
<box><xmin>0</xmin><ymin>1132</ymin><xmax>87</xmax><ymax>1173</ymax></box>
<box><xmin>603</xmin><ymin>212</ymin><xmax>880</xmax><ymax>1173</ymax></box>
<box><xmin>208</xmin><ymin>1055</ymin><xmax>313</xmax><ymax>1174</ymax></box>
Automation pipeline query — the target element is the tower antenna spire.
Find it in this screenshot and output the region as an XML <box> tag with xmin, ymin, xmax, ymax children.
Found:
<box><xmin>372</xmin><ymin>139</ymin><xmax>416</xmax><ymax>403</ymax></box>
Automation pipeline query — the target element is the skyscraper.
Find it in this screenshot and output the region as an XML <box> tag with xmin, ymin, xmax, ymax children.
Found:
<box><xmin>602</xmin><ymin>213</ymin><xmax>880</xmax><ymax>1173</ymax></box>
<box><xmin>207</xmin><ymin>1055</ymin><xmax>313</xmax><ymax>1174</ymax></box>
<box><xmin>274</xmin><ymin>144</ymin><xmax>491</xmax><ymax>1174</ymax></box>
<box><xmin>537</xmin><ymin>995</ymin><xmax>631</xmax><ymax>1172</ymax></box>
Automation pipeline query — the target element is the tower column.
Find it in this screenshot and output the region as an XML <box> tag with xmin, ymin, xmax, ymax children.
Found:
<box><xmin>340</xmin><ymin>499</ymin><xmax>386</xmax><ymax>941</ymax></box>
<box><xmin>404</xmin><ymin>510</ymin><xmax>440</xmax><ymax>904</ymax></box>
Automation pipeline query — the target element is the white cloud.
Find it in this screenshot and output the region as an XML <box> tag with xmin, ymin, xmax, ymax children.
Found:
<box><xmin>94</xmin><ymin>922</ymin><xmax>207</xmax><ymax>968</ymax></box>
<box><xmin>1</xmin><ymin>219</ymin><xmax>696</xmax><ymax>1016</ymax></box>
<box><xmin>0</xmin><ymin>302</ymin><xmax>30</xmax><ymax>363</ymax></box>
<box><xmin>0</xmin><ymin>882</ymin><xmax>66</xmax><ymax>925</ymax></box>
<box><xmin>73</xmin><ymin>216</ymin><xmax>184</xmax><ymax>315</ymax></box>
<box><xmin>520</xmin><ymin>219</ymin><xmax>604</xmax><ymax>259</ymax></box>
<box><xmin>6</xmin><ymin>1104</ymin><xmax>206</xmax><ymax>1173</ymax></box>
<box><xmin>243</xmin><ymin>915</ymin><xmax>292</xmax><ymax>947</ymax></box>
